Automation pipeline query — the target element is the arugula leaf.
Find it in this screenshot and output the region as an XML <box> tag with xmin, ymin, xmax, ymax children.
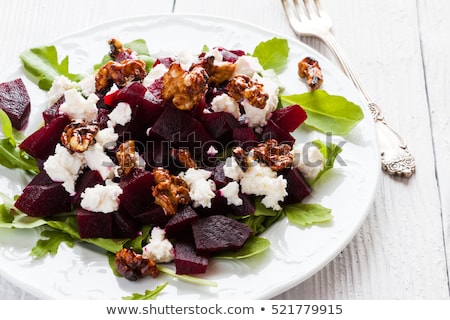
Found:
<box><xmin>240</xmin><ymin>200</ymin><xmax>285</xmax><ymax>235</ymax></box>
<box><xmin>20</xmin><ymin>45</ymin><xmax>83</xmax><ymax>90</ymax></box>
<box><xmin>122</xmin><ymin>282</ymin><xmax>168</xmax><ymax>300</ymax></box>
<box><xmin>157</xmin><ymin>265</ymin><xmax>217</xmax><ymax>287</ymax></box>
<box><xmin>0</xmin><ymin>192</ymin><xmax>47</xmax><ymax>228</ymax></box>
<box><xmin>30</xmin><ymin>229</ymin><xmax>74</xmax><ymax>258</ymax></box>
<box><xmin>311</xmin><ymin>139</ymin><xmax>343</xmax><ymax>184</ymax></box>
<box><xmin>281</xmin><ymin>90</ymin><xmax>364</xmax><ymax>135</ymax></box>
<box><xmin>284</xmin><ymin>203</ymin><xmax>333</xmax><ymax>227</ymax></box>
<box><xmin>0</xmin><ymin>109</ymin><xmax>15</xmax><ymax>147</ymax></box>
<box><xmin>252</xmin><ymin>37</ymin><xmax>289</xmax><ymax>73</ymax></box>
<box><xmin>214</xmin><ymin>236</ymin><xmax>270</xmax><ymax>259</ymax></box>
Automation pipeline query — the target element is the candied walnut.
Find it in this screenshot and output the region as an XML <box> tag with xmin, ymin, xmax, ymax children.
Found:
<box><xmin>170</xmin><ymin>148</ymin><xmax>198</xmax><ymax>169</ymax></box>
<box><xmin>152</xmin><ymin>167</ymin><xmax>191</xmax><ymax>215</ymax></box>
<box><xmin>195</xmin><ymin>56</ymin><xmax>235</xmax><ymax>86</ymax></box>
<box><xmin>116</xmin><ymin>140</ymin><xmax>137</xmax><ymax>177</ymax></box>
<box><xmin>161</xmin><ymin>63</ymin><xmax>209</xmax><ymax>110</ymax></box>
<box><xmin>298</xmin><ymin>57</ymin><xmax>323</xmax><ymax>90</ymax></box>
<box><xmin>226</xmin><ymin>75</ymin><xmax>268</xmax><ymax>109</ymax></box>
<box><xmin>108</xmin><ymin>38</ymin><xmax>134</xmax><ymax>61</ymax></box>
<box><xmin>61</xmin><ymin>119</ymin><xmax>99</xmax><ymax>153</ymax></box>
<box><xmin>232</xmin><ymin>146</ymin><xmax>250</xmax><ymax>171</ymax></box>
<box><xmin>252</xmin><ymin>139</ymin><xmax>293</xmax><ymax>171</ymax></box>
<box><xmin>95</xmin><ymin>58</ymin><xmax>147</xmax><ymax>95</ymax></box>
<box><xmin>114</xmin><ymin>248</ymin><xmax>159</xmax><ymax>281</ymax></box>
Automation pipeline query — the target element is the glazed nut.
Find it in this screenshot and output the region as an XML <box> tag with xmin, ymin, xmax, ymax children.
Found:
<box><xmin>170</xmin><ymin>148</ymin><xmax>197</xmax><ymax>169</ymax></box>
<box><xmin>253</xmin><ymin>139</ymin><xmax>294</xmax><ymax>171</ymax></box>
<box><xmin>298</xmin><ymin>57</ymin><xmax>323</xmax><ymax>90</ymax></box>
<box><xmin>116</xmin><ymin>140</ymin><xmax>137</xmax><ymax>177</ymax></box>
<box><xmin>226</xmin><ymin>74</ymin><xmax>268</xmax><ymax>109</ymax></box>
<box><xmin>108</xmin><ymin>38</ymin><xmax>134</xmax><ymax>61</ymax></box>
<box><xmin>114</xmin><ymin>248</ymin><xmax>159</xmax><ymax>281</ymax></box>
<box><xmin>61</xmin><ymin>119</ymin><xmax>99</xmax><ymax>153</ymax></box>
<box><xmin>152</xmin><ymin>167</ymin><xmax>191</xmax><ymax>216</ymax></box>
<box><xmin>161</xmin><ymin>63</ymin><xmax>209</xmax><ymax>111</ymax></box>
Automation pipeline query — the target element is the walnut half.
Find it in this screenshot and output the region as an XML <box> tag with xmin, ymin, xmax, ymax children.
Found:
<box><xmin>61</xmin><ymin>119</ymin><xmax>99</xmax><ymax>153</ymax></box>
<box><xmin>226</xmin><ymin>75</ymin><xmax>268</xmax><ymax>109</ymax></box>
<box><xmin>114</xmin><ymin>248</ymin><xmax>159</xmax><ymax>281</ymax></box>
<box><xmin>298</xmin><ymin>57</ymin><xmax>323</xmax><ymax>90</ymax></box>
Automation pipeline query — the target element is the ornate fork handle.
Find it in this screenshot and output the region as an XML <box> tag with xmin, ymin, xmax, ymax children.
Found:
<box><xmin>320</xmin><ymin>32</ymin><xmax>416</xmax><ymax>177</ymax></box>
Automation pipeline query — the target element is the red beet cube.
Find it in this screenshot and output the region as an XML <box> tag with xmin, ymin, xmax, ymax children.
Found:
<box><xmin>284</xmin><ymin>168</ymin><xmax>312</xmax><ymax>204</ymax></box>
<box><xmin>0</xmin><ymin>78</ymin><xmax>31</xmax><ymax>130</ymax></box>
<box><xmin>270</xmin><ymin>104</ymin><xmax>307</xmax><ymax>132</ymax></box>
<box><xmin>165</xmin><ymin>206</ymin><xmax>199</xmax><ymax>238</ymax></box>
<box><xmin>19</xmin><ymin>113</ymin><xmax>70</xmax><ymax>160</ymax></box>
<box><xmin>119</xmin><ymin>168</ymin><xmax>154</xmax><ymax>217</ymax></box>
<box><xmin>174</xmin><ymin>240</ymin><xmax>209</xmax><ymax>275</ymax></box>
<box><xmin>77</xmin><ymin>208</ymin><xmax>113</xmax><ymax>239</ymax></box>
<box><xmin>261</xmin><ymin>119</ymin><xmax>295</xmax><ymax>146</ymax></box>
<box><xmin>192</xmin><ymin>215</ymin><xmax>253</xmax><ymax>254</ymax></box>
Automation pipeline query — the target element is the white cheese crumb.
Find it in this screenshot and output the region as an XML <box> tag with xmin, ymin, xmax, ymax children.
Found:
<box><xmin>84</xmin><ymin>144</ymin><xmax>117</xmax><ymax>180</ymax></box>
<box><xmin>59</xmin><ymin>88</ymin><xmax>99</xmax><ymax>122</ymax></box>
<box><xmin>242</xmin><ymin>99</ymin><xmax>268</xmax><ymax>128</ymax></box>
<box><xmin>142</xmin><ymin>227</ymin><xmax>174</xmax><ymax>263</ymax></box>
<box><xmin>142</xmin><ymin>64</ymin><xmax>168</xmax><ymax>87</ymax></box>
<box><xmin>223</xmin><ymin>156</ymin><xmax>244</xmax><ymax>181</ymax></box>
<box><xmin>211</xmin><ymin>93</ymin><xmax>241</xmax><ymax>119</ymax></box>
<box><xmin>207</xmin><ymin>145</ymin><xmax>219</xmax><ymax>157</ymax></box>
<box><xmin>47</xmin><ymin>75</ymin><xmax>77</xmax><ymax>107</ymax></box>
<box><xmin>240</xmin><ymin>162</ymin><xmax>287</xmax><ymax>210</ymax></box>
<box><xmin>176</xmin><ymin>50</ymin><xmax>198</xmax><ymax>71</ymax></box>
<box><xmin>205</xmin><ymin>48</ymin><xmax>224</xmax><ymax>63</ymax></box>
<box><xmin>95</xmin><ymin>127</ymin><xmax>118</xmax><ymax>150</ymax></box>
<box><xmin>291</xmin><ymin>143</ymin><xmax>325</xmax><ymax>180</ymax></box>
<box><xmin>43</xmin><ymin>144</ymin><xmax>86</xmax><ymax>195</ymax></box>
<box><xmin>180</xmin><ymin>168</ymin><xmax>216</xmax><ymax>208</ymax></box>
<box><xmin>80</xmin><ymin>181</ymin><xmax>123</xmax><ymax>213</ymax></box>
<box><xmin>107</xmin><ymin>102</ymin><xmax>132</xmax><ymax>127</ymax></box>
<box><xmin>233</xmin><ymin>55</ymin><xmax>263</xmax><ymax>77</ymax></box>
<box><xmin>77</xmin><ymin>75</ymin><xmax>96</xmax><ymax>97</ymax></box>
<box><xmin>220</xmin><ymin>181</ymin><xmax>243</xmax><ymax>206</ymax></box>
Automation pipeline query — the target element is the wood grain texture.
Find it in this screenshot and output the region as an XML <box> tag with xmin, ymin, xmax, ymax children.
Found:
<box><xmin>0</xmin><ymin>0</ymin><xmax>449</xmax><ymax>300</ymax></box>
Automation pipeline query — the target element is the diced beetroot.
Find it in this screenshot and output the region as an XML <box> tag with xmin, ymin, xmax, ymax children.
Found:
<box><xmin>230</xmin><ymin>193</ymin><xmax>256</xmax><ymax>216</ymax></box>
<box><xmin>147</xmin><ymin>77</ymin><xmax>163</xmax><ymax>101</ymax></box>
<box><xmin>143</xmin><ymin>140</ymin><xmax>170</xmax><ymax>169</ymax></box>
<box><xmin>270</xmin><ymin>104</ymin><xmax>307</xmax><ymax>132</ymax></box>
<box><xmin>26</xmin><ymin>170</ymin><xmax>54</xmax><ymax>186</ymax></box>
<box><xmin>96</xmin><ymin>107</ymin><xmax>111</xmax><ymax>129</ymax></box>
<box><xmin>201</xmin><ymin>111</ymin><xmax>240</xmax><ymax>144</ymax></box>
<box><xmin>77</xmin><ymin>208</ymin><xmax>113</xmax><ymax>239</ymax></box>
<box><xmin>192</xmin><ymin>215</ymin><xmax>253</xmax><ymax>254</ymax></box>
<box><xmin>73</xmin><ymin>170</ymin><xmax>105</xmax><ymax>205</ymax></box>
<box><xmin>232</xmin><ymin>127</ymin><xmax>258</xmax><ymax>149</ymax></box>
<box><xmin>165</xmin><ymin>206</ymin><xmax>199</xmax><ymax>238</ymax></box>
<box><xmin>261</xmin><ymin>119</ymin><xmax>295</xmax><ymax>146</ymax></box>
<box><xmin>193</xmin><ymin>191</ymin><xmax>229</xmax><ymax>217</ymax></box>
<box><xmin>174</xmin><ymin>239</ymin><xmax>209</xmax><ymax>275</ymax></box>
<box><xmin>42</xmin><ymin>96</ymin><xmax>65</xmax><ymax>124</ymax></box>
<box><xmin>14</xmin><ymin>181</ymin><xmax>72</xmax><ymax>217</ymax></box>
<box><xmin>132</xmin><ymin>204</ymin><xmax>170</xmax><ymax>228</ymax></box>
<box><xmin>148</xmin><ymin>104</ymin><xmax>212</xmax><ymax>149</ymax></box>
<box><xmin>119</xmin><ymin>168</ymin><xmax>154</xmax><ymax>217</ymax></box>
<box><xmin>19</xmin><ymin>113</ymin><xmax>70</xmax><ymax>160</ymax></box>
<box><xmin>284</xmin><ymin>168</ymin><xmax>312</xmax><ymax>204</ymax></box>
<box><xmin>103</xmin><ymin>90</ymin><xmax>119</xmax><ymax>107</ymax></box>
<box><xmin>0</xmin><ymin>78</ymin><xmax>31</xmax><ymax>130</ymax></box>
<box><xmin>112</xmin><ymin>211</ymin><xmax>140</xmax><ymax>238</ymax></box>
<box><xmin>153</xmin><ymin>57</ymin><xmax>175</xmax><ymax>68</ymax></box>
<box><xmin>211</xmin><ymin>161</ymin><xmax>232</xmax><ymax>189</ymax></box>
<box><xmin>216</xmin><ymin>47</ymin><xmax>245</xmax><ymax>63</ymax></box>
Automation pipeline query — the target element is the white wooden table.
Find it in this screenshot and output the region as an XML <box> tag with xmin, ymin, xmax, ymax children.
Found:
<box><xmin>0</xmin><ymin>0</ymin><xmax>448</xmax><ymax>299</ymax></box>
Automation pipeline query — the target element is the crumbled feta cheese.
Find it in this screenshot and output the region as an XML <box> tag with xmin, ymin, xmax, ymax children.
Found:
<box><xmin>142</xmin><ymin>227</ymin><xmax>174</xmax><ymax>263</ymax></box>
<box><xmin>205</xmin><ymin>48</ymin><xmax>224</xmax><ymax>63</ymax></box>
<box><xmin>207</xmin><ymin>145</ymin><xmax>218</xmax><ymax>157</ymax></box>
<box><xmin>254</xmin><ymin>74</ymin><xmax>279</xmax><ymax>114</ymax></box>
<box><xmin>142</xmin><ymin>64</ymin><xmax>168</xmax><ymax>87</ymax></box>
<box><xmin>211</xmin><ymin>93</ymin><xmax>241</xmax><ymax>119</ymax></box>
<box><xmin>176</xmin><ymin>51</ymin><xmax>198</xmax><ymax>71</ymax></box>
<box><xmin>223</xmin><ymin>156</ymin><xmax>244</xmax><ymax>181</ymax></box>
<box><xmin>107</xmin><ymin>102</ymin><xmax>132</xmax><ymax>127</ymax></box>
<box><xmin>77</xmin><ymin>75</ymin><xmax>96</xmax><ymax>97</ymax></box>
<box><xmin>95</xmin><ymin>127</ymin><xmax>118</xmax><ymax>150</ymax></box>
<box><xmin>220</xmin><ymin>181</ymin><xmax>243</xmax><ymax>206</ymax></box>
<box><xmin>80</xmin><ymin>181</ymin><xmax>123</xmax><ymax>213</ymax></box>
<box><xmin>47</xmin><ymin>75</ymin><xmax>77</xmax><ymax>107</ymax></box>
<box><xmin>59</xmin><ymin>88</ymin><xmax>99</xmax><ymax>122</ymax></box>
<box><xmin>84</xmin><ymin>144</ymin><xmax>117</xmax><ymax>180</ymax></box>
<box><xmin>242</xmin><ymin>99</ymin><xmax>268</xmax><ymax>127</ymax></box>
<box><xmin>233</xmin><ymin>55</ymin><xmax>263</xmax><ymax>77</ymax></box>
<box><xmin>291</xmin><ymin>143</ymin><xmax>325</xmax><ymax>180</ymax></box>
<box><xmin>240</xmin><ymin>162</ymin><xmax>287</xmax><ymax>210</ymax></box>
<box><xmin>43</xmin><ymin>144</ymin><xmax>86</xmax><ymax>195</ymax></box>
<box><xmin>180</xmin><ymin>168</ymin><xmax>216</xmax><ymax>208</ymax></box>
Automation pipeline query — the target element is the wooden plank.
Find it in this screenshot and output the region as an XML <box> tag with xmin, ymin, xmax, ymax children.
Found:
<box><xmin>417</xmin><ymin>0</ymin><xmax>450</xmax><ymax>285</ymax></box>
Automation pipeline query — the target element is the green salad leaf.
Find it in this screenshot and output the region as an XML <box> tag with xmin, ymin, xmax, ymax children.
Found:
<box><xmin>252</xmin><ymin>37</ymin><xmax>289</xmax><ymax>73</ymax></box>
<box><xmin>311</xmin><ymin>139</ymin><xmax>343</xmax><ymax>184</ymax></box>
<box><xmin>284</xmin><ymin>203</ymin><xmax>333</xmax><ymax>227</ymax></box>
<box><xmin>122</xmin><ymin>282</ymin><xmax>168</xmax><ymax>300</ymax></box>
<box><xmin>239</xmin><ymin>199</ymin><xmax>284</xmax><ymax>235</ymax></box>
<box><xmin>214</xmin><ymin>236</ymin><xmax>270</xmax><ymax>259</ymax></box>
<box><xmin>0</xmin><ymin>192</ymin><xmax>47</xmax><ymax>228</ymax></box>
<box><xmin>281</xmin><ymin>89</ymin><xmax>364</xmax><ymax>135</ymax></box>
<box><xmin>157</xmin><ymin>265</ymin><xmax>218</xmax><ymax>287</ymax></box>
<box><xmin>30</xmin><ymin>229</ymin><xmax>75</xmax><ymax>258</ymax></box>
<box><xmin>20</xmin><ymin>46</ymin><xmax>83</xmax><ymax>90</ymax></box>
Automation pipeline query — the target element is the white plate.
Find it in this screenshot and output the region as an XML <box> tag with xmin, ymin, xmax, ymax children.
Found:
<box><xmin>0</xmin><ymin>14</ymin><xmax>379</xmax><ymax>299</ymax></box>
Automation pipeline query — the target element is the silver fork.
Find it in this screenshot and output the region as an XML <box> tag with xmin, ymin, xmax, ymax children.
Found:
<box><xmin>282</xmin><ymin>0</ymin><xmax>416</xmax><ymax>177</ymax></box>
